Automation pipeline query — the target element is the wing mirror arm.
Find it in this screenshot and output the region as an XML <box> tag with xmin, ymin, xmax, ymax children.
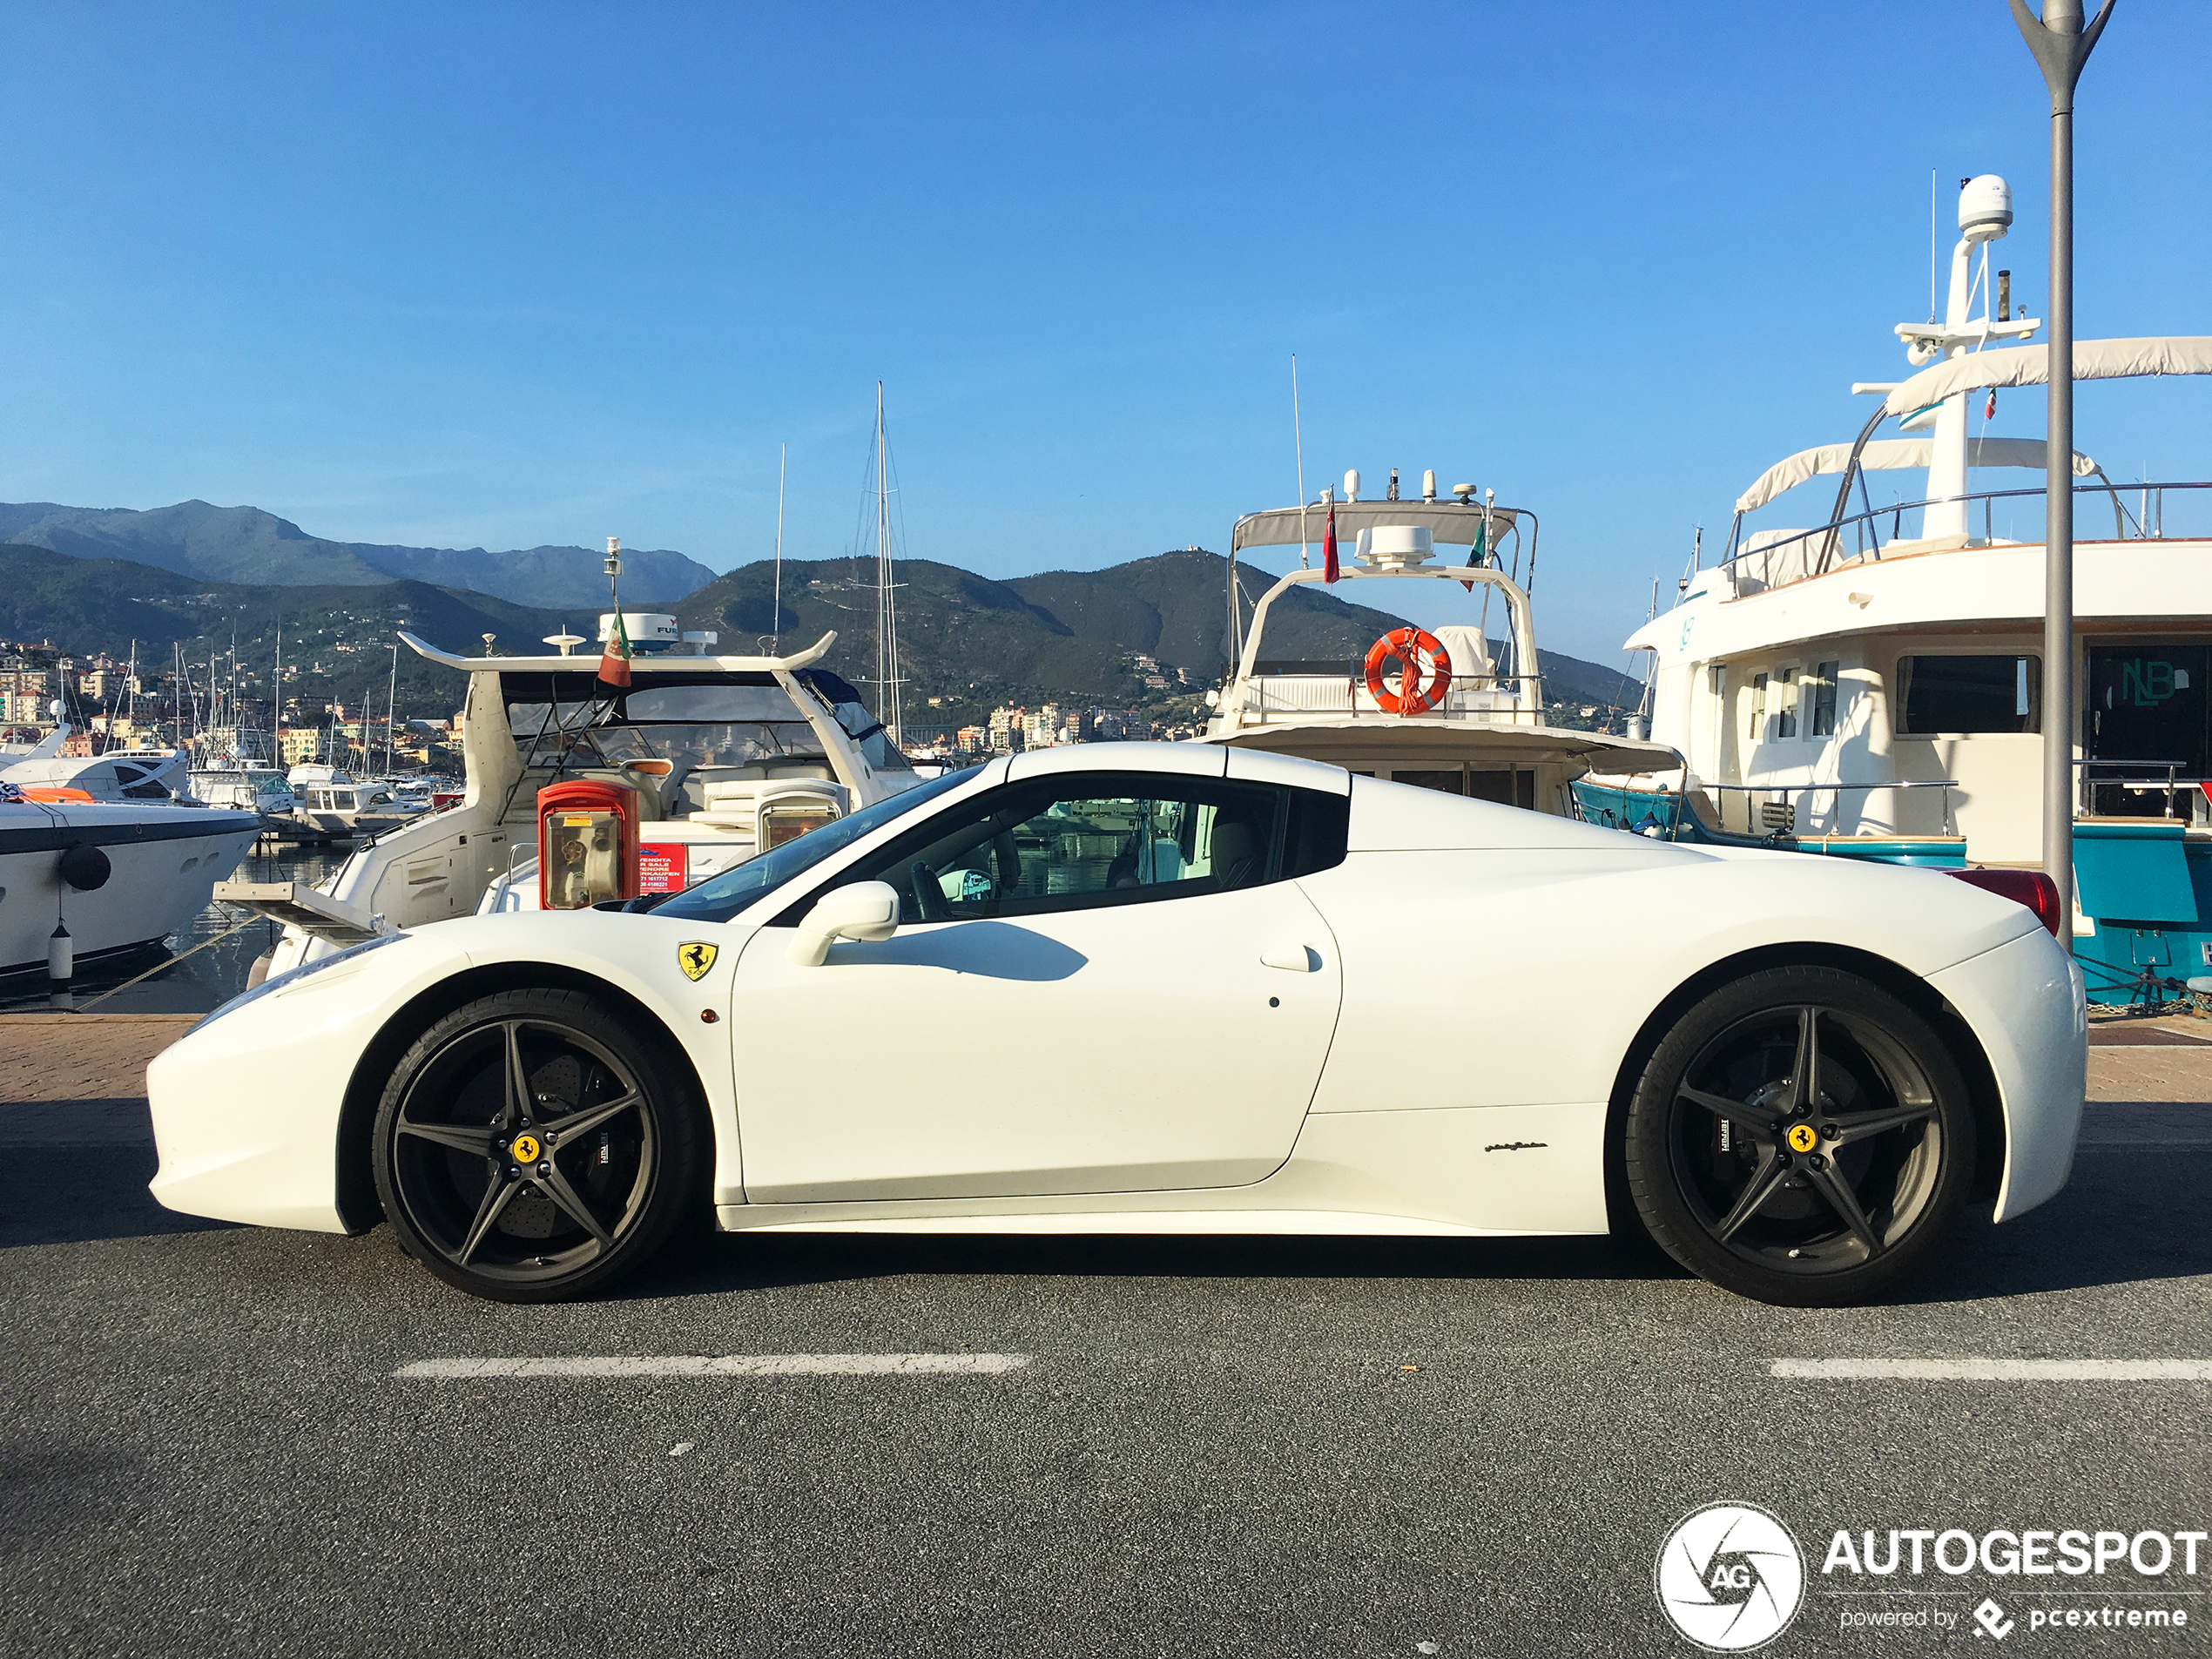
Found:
<box><xmin>786</xmin><ymin>880</ymin><xmax>901</xmax><ymax>967</ymax></box>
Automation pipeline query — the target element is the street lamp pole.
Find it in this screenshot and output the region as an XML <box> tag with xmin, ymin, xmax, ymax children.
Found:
<box><xmin>2009</xmin><ymin>0</ymin><xmax>2111</xmax><ymax>927</ymax></box>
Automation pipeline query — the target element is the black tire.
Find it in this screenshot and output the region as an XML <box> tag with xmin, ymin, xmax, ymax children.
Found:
<box><xmin>371</xmin><ymin>988</ymin><xmax>704</xmax><ymax>1302</ymax></box>
<box><xmin>1623</xmin><ymin>966</ymin><xmax>1975</xmax><ymax>1307</ymax></box>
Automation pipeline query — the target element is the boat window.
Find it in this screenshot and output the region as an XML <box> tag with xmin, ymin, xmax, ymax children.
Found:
<box><xmin>1749</xmin><ymin>673</ymin><xmax>1769</xmax><ymax>740</ymax></box>
<box><xmin>1774</xmin><ymin>668</ymin><xmax>1798</xmax><ymax>738</ymax></box>
<box><xmin>804</xmin><ymin>772</ymin><xmax>1320</xmax><ymax>925</ymax></box>
<box><xmin>796</xmin><ymin>669</ymin><xmax>914</xmax><ymax>774</ymax></box>
<box><xmin>1811</xmin><ymin>662</ymin><xmax>1840</xmax><ymax>738</ymax></box>
<box><xmin>1895</xmin><ymin>655</ymin><xmax>2040</xmax><ymax>735</ymax></box>
<box><xmin>646</xmin><ymin>769</ymin><xmax>975</xmax><ymax>924</ymax></box>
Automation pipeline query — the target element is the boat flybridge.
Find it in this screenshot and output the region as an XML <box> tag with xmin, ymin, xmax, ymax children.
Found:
<box><xmin>1202</xmin><ymin>478</ymin><xmax>1679</xmax><ymax>810</ymax></box>
<box><xmin>1577</xmin><ymin>172</ymin><xmax>2212</xmax><ymax>1003</ymax></box>
<box><xmin>219</xmin><ymin>625</ymin><xmax>926</xmax><ymax>975</ymax></box>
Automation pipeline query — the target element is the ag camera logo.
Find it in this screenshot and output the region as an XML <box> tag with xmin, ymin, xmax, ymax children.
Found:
<box><xmin>1656</xmin><ymin>1502</ymin><xmax>1806</xmax><ymax>1651</ymax></box>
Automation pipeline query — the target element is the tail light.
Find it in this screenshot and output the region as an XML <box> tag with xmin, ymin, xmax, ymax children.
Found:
<box><xmin>1947</xmin><ymin>867</ymin><xmax>2065</xmax><ymax>938</ymax></box>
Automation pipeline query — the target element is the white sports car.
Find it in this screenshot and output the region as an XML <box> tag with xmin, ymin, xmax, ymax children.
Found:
<box><xmin>148</xmin><ymin>743</ymin><xmax>2085</xmax><ymax>1306</ymax></box>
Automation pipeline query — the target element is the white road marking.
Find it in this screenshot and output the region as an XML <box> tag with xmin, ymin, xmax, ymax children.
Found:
<box><xmin>1773</xmin><ymin>1358</ymin><xmax>2212</xmax><ymax>1381</ymax></box>
<box><xmin>396</xmin><ymin>1353</ymin><xmax>1033</xmax><ymax>1379</ymax></box>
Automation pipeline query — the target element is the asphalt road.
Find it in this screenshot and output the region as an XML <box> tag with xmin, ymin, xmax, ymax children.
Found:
<box><xmin>3</xmin><ymin>1109</ymin><xmax>2208</xmax><ymax>1658</ymax></box>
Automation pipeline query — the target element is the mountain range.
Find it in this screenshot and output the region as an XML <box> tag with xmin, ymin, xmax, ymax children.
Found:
<box><xmin>0</xmin><ymin>498</ymin><xmax>1642</xmax><ymax>719</ymax></box>
<box><xmin>0</xmin><ymin>500</ymin><xmax>716</xmax><ymax>609</ymax></box>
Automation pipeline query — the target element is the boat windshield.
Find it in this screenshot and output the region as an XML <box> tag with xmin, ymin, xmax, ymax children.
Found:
<box><xmin>645</xmin><ymin>767</ymin><xmax>975</xmax><ymax>924</ymax></box>
<box><xmin>504</xmin><ymin>671</ymin><xmax>911</xmax><ymax>779</ymax></box>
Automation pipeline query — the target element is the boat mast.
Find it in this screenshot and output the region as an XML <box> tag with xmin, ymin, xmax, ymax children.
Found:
<box><xmin>1291</xmin><ymin>354</ymin><xmax>1309</xmax><ymax>570</ymax></box>
<box><xmin>384</xmin><ymin>642</ymin><xmax>398</xmax><ymax>774</ymax></box>
<box><xmin>873</xmin><ymin>381</ymin><xmax>903</xmax><ymax>743</ymax></box>
<box><xmin>772</xmin><ymin>440</ymin><xmax>787</xmax><ymax>649</ymax></box>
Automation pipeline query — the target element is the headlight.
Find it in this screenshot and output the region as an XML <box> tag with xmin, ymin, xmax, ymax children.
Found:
<box><xmin>192</xmin><ymin>930</ymin><xmax>411</xmax><ymax>1034</ymax></box>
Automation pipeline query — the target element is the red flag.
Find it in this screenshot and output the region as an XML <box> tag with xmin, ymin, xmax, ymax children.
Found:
<box><xmin>1322</xmin><ymin>500</ymin><xmax>1339</xmax><ymax>583</ymax></box>
<box><xmin>597</xmin><ymin>610</ymin><xmax>633</xmax><ymax>689</ymax></box>
<box><xmin>1984</xmin><ymin>388</ymin><xmax>1997</xmax><ymax>420</ymax></box>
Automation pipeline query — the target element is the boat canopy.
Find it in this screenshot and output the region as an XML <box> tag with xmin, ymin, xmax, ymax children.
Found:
<box><xmin>1880</xmin><ymin>335</ymin><xmax>2212</xmax><ymax>418</ymax></box>
<box><xmin>1735</xmin><ymin>437</ymin><xmax>2098</xmax><ymax>515</ymax></box>
<box><xmin>1231</xmin><ymin>500</ymin><xmax>1519</xmax><ymax>554</ymax></box>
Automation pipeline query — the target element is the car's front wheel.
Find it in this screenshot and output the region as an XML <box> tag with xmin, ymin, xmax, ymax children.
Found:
<box><xmin>371</xmin><ymin>988</ymin><xmax>703</xmax><ymax>1302</ymax></box>
<box><xmin>1623</xmin><ymin>967</ymin><xmax>1976</xmax><ymax>1306</ymax></box>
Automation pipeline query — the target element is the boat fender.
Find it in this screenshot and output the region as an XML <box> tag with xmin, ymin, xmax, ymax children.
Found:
<box><xmin>245</xmin><ymin>950</ymin><xmax>274</xmax><ymax>991</ymax></box>
<box><xmin>57</xmin><ymin>844</ymin><xmax>111</xmax><ymax>892</ymax></box>
<box><xmin>1364</xmin><ymin>627</ymin><xmax>1453</xmax><ymax>716</ymax></box>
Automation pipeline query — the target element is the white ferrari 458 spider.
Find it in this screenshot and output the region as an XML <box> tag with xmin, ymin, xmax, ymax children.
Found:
<box><xmin>148</xmin><ymin>743</ymin><xmax>2085</xmax><ymax>1306</ymax></box>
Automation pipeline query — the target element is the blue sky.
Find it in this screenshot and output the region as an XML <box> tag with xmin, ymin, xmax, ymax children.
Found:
<box><xmin>2</xmin><ymin>1</ymin><xmax>2206</xmax><ymax>665</ymax></box>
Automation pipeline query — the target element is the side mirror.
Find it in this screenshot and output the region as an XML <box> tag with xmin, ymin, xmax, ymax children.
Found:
<box><xmin>786</xmin><ymin>880</ymin><xmax>901</xmax><ymax>967</ymax></box>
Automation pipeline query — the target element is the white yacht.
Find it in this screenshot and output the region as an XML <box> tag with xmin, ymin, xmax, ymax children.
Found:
<box><xmin>290</xmin><ymin>779</ymin><xmax>425</xmax><ymax>841</ymax></box>
<box><xmin>1581</xmin><ymin>172</ymin><xmax>2212</xmax><ymax>1004</ymax></box>
<box><xmin>1202</xmin><ymin>473</ymin><xmax>1678</xmax><ymax>806</ymax></box>
<box><xmin>0</xmin><ymin>788</ymin><xmax>260</xmax><ymax>978</ymax></box>
<box><xmin>189</xmin><ymin>762</ymin><xmax>297</xmax><ymax>824</ymax></box>
<box><xmin>220</xmin><ymin>627</ymin><xmax>927</xmax><ymax>976</ymax></box>
<box><xmin>3</xmin><ymin>745</ymin><xmax>192</xmax><ymax>802</ymax></box>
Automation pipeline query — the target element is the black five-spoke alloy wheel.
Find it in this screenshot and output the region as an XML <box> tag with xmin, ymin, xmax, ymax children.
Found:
<box><xmin>371</xmin><ymin>988</ymin><xmax>703</xmax><ymax>1301</ymax></box>
<box><xmin>1624</xmin><ymin>967</ymin><xmax>1976</xmax><ymax>1305</ymax></box>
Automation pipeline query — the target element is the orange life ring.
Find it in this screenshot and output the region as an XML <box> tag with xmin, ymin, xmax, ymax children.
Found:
<box><xmin>1364</xmin><ymin>627</ymin><xmax>1452</xmax><ymax>715</ymax></box>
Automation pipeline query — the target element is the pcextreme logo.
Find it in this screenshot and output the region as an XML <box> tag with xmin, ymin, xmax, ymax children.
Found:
<box><xmin>1656</xmin><ymin>1502</ymin><xmax>1807</xmax><ymax>1652</ymax></box>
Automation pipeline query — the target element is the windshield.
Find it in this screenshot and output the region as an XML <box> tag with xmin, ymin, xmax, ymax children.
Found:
<box><xmin>504</xmin><ymin>678</ymin><xmax>871</xmax><ymax>813</ymax></box>
<box><xmin>647</xmin><ymin>768</ymin><xmax>976</xmax><ymax>924</ymax></box>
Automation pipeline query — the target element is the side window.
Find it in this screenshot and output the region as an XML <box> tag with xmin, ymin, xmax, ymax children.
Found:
<box><xmin>810</xmin><ymin>772</ymin><xmax>1303</xmax><ymax>924</ymax></box>
<box><xmin>1811</xmin><ymin>661</ymin><xmax>1840</xmax><ymax>737</ymax></box>
<box><xmin>1896</xmin><ymin>655</ymin><xmax>2041</xmax><ymax>735</ymax></box>
<box><xmin>1748</xmin><ymin>673</ymin><xmax>1769</xmax><ymax>740</ymax></box>
<box><xmin>1774</xmin><ymin>667</ymin><xmax>1798</xmax><ymax>738</ymax></box>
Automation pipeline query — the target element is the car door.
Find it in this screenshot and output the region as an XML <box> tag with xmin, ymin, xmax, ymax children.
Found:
<box><xmin>725</xmin><ymin>769</ymin><xmax>1345</xmax><ymax>1203</ymax></box>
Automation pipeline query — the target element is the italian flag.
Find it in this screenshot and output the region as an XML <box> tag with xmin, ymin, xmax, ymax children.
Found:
<box><xmin>598</xmin><ymin>611</ymin><xmax>633</xmax><ymax>689</ymax></box>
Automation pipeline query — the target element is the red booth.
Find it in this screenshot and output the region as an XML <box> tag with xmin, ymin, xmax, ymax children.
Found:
<box><xmin>537</xmin><ymin>779</ymin><xmax>642</xmax><ymax>910</ymax></box>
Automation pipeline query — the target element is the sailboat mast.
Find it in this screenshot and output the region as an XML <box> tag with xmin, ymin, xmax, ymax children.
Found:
<box><xmin>772</xmin><ymin>441</ymin><xmax>786</xmax><ymax>647</ymax></box>
<box><xmin>384</xmin><ymin>643</ymin><xmax>398</xmax><ymax>774</ymax></box>
<box><xmin>874</xmin><ymin>381</ymin><xmax>902</xmax><ymax>743</ymax></box>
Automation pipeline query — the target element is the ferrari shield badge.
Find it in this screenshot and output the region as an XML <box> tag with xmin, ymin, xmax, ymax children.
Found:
<box><xmin>678</xmin><ymin>941</ymin><xmax>718</xmax><ymax>981</ymax></box>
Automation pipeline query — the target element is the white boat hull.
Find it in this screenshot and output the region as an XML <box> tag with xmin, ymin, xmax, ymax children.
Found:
<box><xmin>0</xmin><ymin>803</ymin><xmax>263</xmax><ymax>976</ymax></box>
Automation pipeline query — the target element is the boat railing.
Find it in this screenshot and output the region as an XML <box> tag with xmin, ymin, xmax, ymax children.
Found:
<box><xmin>1586</xmin><ymin>775</ymin><xmax>1960</xmax><ymax>840</ymax></box>
<box><xmin>2074</xmin><ymin>757</ymin><xmax>2207</xmax><ymax>821</ymax></box>
<box><xmin>1718</xmin><ymin>478</ymin><xmax>2212</xmax><ymax>596</ymax></box>
<box><xmin>1694</xmin><ymin>778</ymin><xmax>1959</xmax><ymax>840</ymax></box>
<box><xmin>1233</xmin><ymin>670</ymin><xmax>1545</xmax><ymax>724</ymax></box>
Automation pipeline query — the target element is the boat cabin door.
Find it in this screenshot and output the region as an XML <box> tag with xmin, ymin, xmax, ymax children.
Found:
<box><xmin>2087</xmin><ymin>644</ymin><xmax>2209</xmax><ymax>818</ymax></box>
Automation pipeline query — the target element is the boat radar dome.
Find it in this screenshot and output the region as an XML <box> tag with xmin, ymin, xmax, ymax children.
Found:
<box><xmin>1355</xmin><ymin>525</ymin><xmax>1433</xmax><ymax>568</ymax></box>
<box><xmin>1959</xmin><ymin>175</ymin><xmax>2012</xmax><ymax>243</ymax></box>
<box><xmin>1343</xmin><ymin>469</ymin><xmax>1361</xmax><ymax>502</ymax></box>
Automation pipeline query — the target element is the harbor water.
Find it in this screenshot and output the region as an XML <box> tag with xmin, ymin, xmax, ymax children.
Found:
<box><xmin>0</xmin><ymin>843</ymin><xmax>350</xmax><ymax>1015</ymax></box>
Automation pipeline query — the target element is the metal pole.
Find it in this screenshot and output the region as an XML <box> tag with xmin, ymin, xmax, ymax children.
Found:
<box><xmin>2010</xmin><ymin>0</ymin><xmax>2110</xmax><ymax>925</ymax></box>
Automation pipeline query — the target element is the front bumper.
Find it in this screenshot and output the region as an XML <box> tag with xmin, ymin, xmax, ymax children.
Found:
<box><xmin>147</xmin><ymin>941</ymin><xmax>451</xmax><ymax>1233</ymax></box>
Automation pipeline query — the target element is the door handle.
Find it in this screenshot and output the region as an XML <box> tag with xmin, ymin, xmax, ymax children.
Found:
<box><xmin>1260</xmin><ymin>945</ymin><xmax>1320</xmax><ymax>972</ymax></box>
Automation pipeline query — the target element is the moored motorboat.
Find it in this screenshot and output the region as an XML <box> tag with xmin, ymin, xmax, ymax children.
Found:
<box><xmin>0</xmin><ymin>786</ymin><xmax>261</xmax><ymax>978</ymax></box>
<box><xmin>1202</xmin><ymin>474</ymin><xmax>1680</xmax><ymax>806</ymax></box>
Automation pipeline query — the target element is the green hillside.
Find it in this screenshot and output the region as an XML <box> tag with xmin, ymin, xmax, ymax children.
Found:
<box><xmin>3</xmin><ymin>539</ymin><xmax>1641</xmax><ymax>731</ymax></box>
<box><xmin>679</xmin><ymin>549</ymin><xmax>1642</xmax><ymax>713</ymax></box>
<box><xmin>0</xmin><ymin>500</ymin><xmax>714</xmax><ymax>607</ymax></box>
<box><xmin>0</xmin><ymin>543</ymin><xmax>575</xmax><ymax>719</ymax></box>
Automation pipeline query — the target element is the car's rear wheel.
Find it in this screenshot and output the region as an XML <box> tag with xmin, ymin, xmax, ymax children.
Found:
<box><xmin>1623</xmin><ymin>967</ymin><xmax>1975</xmax><ymax>1306</ymax></box>
<box><xmin>371</xmin><ymin>988</ymin><xmax>703</xmax><ymax>1302</ymax></box>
